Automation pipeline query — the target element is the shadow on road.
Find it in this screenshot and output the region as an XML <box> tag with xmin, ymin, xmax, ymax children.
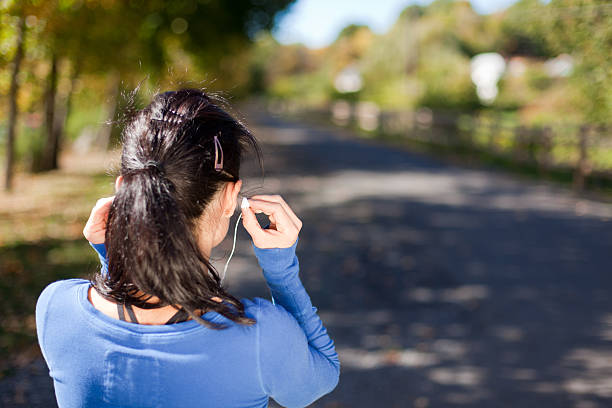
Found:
<box><xmin>227</xmin><ymin>108</ymin><xmax>612</xmax><ymax>407</ymax></box>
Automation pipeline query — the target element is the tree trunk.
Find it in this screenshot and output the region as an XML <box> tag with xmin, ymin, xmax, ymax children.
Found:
<box><xmin>4</xmin><ymin>15</ymin><xmax>26</xmax><ymax>192</ymax></box>
<box><xmin>41</xmin><ymin>52</ymin><xmax>59</xmax><ymax>171</ymax></box>
<box><xmin>52</xmin><ymin>60</ymin><xmax>80</xmax><ymax>159</ymax></box>
<box><xmin>573</xmin><ymin>125</ymin><xmax>590</xmax><ymax>191</ymax></box>
<box><xmin>97</xmin><ymin>72</ymin><xmax>120</xmax><ymax>151</ymax></box>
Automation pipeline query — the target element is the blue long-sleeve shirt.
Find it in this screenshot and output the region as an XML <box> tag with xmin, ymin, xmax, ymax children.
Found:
<box><xmin>35</xmin><ymin>237</ymin><xmax>339</xmax><ymax>407</ymax></box>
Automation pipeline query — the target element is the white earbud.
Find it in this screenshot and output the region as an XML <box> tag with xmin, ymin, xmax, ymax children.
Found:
<box><xmin>241</xmin><ymin>196</ymin><xmax>250</xmax><ymax>209</ymax></box>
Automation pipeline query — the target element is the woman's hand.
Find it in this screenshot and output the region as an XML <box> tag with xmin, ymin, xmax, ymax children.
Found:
<box><xmin>241</xmin><ymin>194</ymin><xmax>302</xmax><ymax>249</ymax></box>
<box><xmin>83</xmin><ymin>196</ymin><xmax>114</xmax><ymax>244</ymax></box>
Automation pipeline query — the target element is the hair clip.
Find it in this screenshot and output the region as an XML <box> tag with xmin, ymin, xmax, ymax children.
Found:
<box><xmin>167</xmin><ymin>109</ymin><xmax>186</xmax><ymax>123</ymax></box>
<box><xmin>213</xmin><ymin>133</ymin><xmax>223</xmax><ymax>171</ymax></box>
<box><xmin>150</xmin><ymin>107</ymin><xmax>186</xmax><ymax>125</ymax></box>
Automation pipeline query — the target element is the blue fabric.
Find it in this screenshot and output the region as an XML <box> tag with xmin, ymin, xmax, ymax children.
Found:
<box><xmin>36</xmin><ymin>237</ymin><xmax>339</xmax><ymax>408</ymax></box>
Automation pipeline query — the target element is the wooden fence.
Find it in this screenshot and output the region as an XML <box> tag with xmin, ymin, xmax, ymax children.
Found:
<box><xmin>270</xmin><ymin>100</ymin><xmax>612</xmax><ymax>190</ymax></box>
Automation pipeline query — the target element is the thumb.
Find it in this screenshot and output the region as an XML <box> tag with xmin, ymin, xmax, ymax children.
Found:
<box><xmin>241</xmin><ymin>206</ymin><xmax>264</xmax><ymax>241</ymax></box>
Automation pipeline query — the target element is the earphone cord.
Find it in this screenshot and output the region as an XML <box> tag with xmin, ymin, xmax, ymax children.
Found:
<box><xmin>220</xmin><ymin>212</ymin><xmax>242</xmax><ymax>284</ymax></box>
<box><xmin>219</xmin><ymin>211</ymin><xmax>276</xmax><ymax>305</ymax></box>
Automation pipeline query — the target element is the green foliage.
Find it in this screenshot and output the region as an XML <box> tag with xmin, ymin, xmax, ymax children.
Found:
<box><xmin>336</xmin><ymin>24</ymin><xmax>370</xmax><ymax>42</ymax></box>
<box><xmin>417</xmin><ymin>47</ymin><xmax>480</xmax><ymax>110</ymax></box>
<box><xmin>525</xmin><ymin>66</ymin><xmax>553</xmax><ymax>91</ymax></box>
<box><xmin>539</xmin><ymin>0</ymin><xmax>612</xmax><ymax>123</ymax></box>
<box><xmin>268</xmin><ymin>69</ymin><xmax>333</xmax><ymax>106</ymax></box>
<box><xmin>1</xmin><ymin>0</ymin><xmax>297</xmax><ymax>102</ymax></box>
<box><xmin>0</xmin><ymin>0</ymin><xmax>298</xmax><ymax>185</ymax></box>
<box><xmin>499</xmin><ymin>0</ymin><xmax>553</xmax><ymax>57</ymax></box>
<box><xmin>256</xmin><ymin>0</ymin><xmax>611</xmax><ymax>126</ymax></box>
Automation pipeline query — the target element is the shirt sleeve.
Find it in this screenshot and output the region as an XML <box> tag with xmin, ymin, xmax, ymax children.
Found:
<box><xmin>89</xmin><ymin>241</ymin><xmax>108</xmax><ymax>277</ymax></box>
<box><xmin>252</xmin><ymin>237</ymin><xmax>340</xmax><ymax>407</ymax></box>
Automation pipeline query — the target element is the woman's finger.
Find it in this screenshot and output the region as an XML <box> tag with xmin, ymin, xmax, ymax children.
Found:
<box><xmin>248</xmin><ymin>195</ymin><xmax>300</xmax><ymax>230</ymax></box>
<box><xmin>84</xmin><ymin>196</ymin><xmax>115</xmax><ymax>243</ymax></box>
<box><xmin>90</xmin><ymin>196</ymin><xmax>114</xmax><ymax>223</ymax></box>
<box><xmin>245</xmin><ymin>199</ymin><xmax>295</xmax><ymax>232</ymax></box>
<box><xmin>249</xmin><ymin>194</ymin><xmax>302</xmax><ymax>229</ymax></box>
<box><xmin>240</xmin><ymin>205</ymin><xmax>268</xmax><ymax>242</ymax></box>
<box><xmin>94</xmin><ymin>196</ymin><xmax>115</xmax><ymax>209</ymax></box>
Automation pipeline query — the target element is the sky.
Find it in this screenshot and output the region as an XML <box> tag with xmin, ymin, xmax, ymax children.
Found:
<box><xmin>273</xmin><ymin>0</ymin><xmax>520</xmax><ymax>49</ymax></box>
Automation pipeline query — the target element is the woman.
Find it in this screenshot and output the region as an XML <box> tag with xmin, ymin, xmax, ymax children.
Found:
<box><xmin>35</xmin><ymin>88</ymin><xmax>340</xmax><ymax>407</ymax></box>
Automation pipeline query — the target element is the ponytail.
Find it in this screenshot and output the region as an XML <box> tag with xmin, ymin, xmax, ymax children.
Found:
<box><xmin>91</xmin><ymin>88</ymin><xmax>261</xmax><ymax>329</ymax></box>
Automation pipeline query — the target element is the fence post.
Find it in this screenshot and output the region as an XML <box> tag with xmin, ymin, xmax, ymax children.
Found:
<box><xmin>514</xmin><ymin>126</ymin><xmax>526</xmax><ymax>162</ymax></box>
<box><xmin>538</xmin><ymin>126</ymin><xmax>553</xmax><ymax>176</ymax></box>
<box><xmin>462</xmin><ymin>116</ymin><xmax>474</xmax><ymax>151</ymax></box>
<box><xmin>573</xmin><ymin>125</ymin><xmax>590</xmax><ymax>191</ymax></box>
<box><xmin>488</xmin><ymin>118</ymin><xmax>498</xmax><ymax>152</ymax></box>
<box><xmin>527</xmin><ymin>127</ymin><xmax>538</xmax><ymax>165</ymax></box>
<box><xmin>470</xmin><ymin>116</ymin><xmax>480</xmax><ymax>152</ymax></box>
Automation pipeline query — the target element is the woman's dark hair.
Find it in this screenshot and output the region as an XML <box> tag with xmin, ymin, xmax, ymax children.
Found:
<box><xmin>91</xmin><ymin>88</ymin><xmax>263</xmax><ymax>329</ymax></box>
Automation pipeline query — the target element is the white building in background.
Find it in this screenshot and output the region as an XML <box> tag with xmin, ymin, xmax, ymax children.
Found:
<box><xmin>470</xmin><ymin>52</ymin><xmax>506</xmax><ymax>105</ymax></box>
<box><xmin>544</xmin><ymin>54</ymin><xmax>573</xmax><ymax>78</ymax></box>
<box><xmin>334</xmin><ymin>64</ymin><xmax>363</xmax><ymax>93</ymax></box>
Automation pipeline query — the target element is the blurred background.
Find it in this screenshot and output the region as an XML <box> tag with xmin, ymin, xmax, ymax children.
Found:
<box><xmin>1</xmin><ymin>0</ymin><xmax>611</xmax><ymax>406</ymax></box>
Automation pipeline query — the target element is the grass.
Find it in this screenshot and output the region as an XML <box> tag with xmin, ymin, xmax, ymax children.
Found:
<box><xmin>377</xmin><ymin>129</ymin><xmax>612</xmax><ymax>195</ymax></box>
<box><xmin>0</xmin><ymin>149</ymin><xmax>117</xmax><ymax>377</ymax></box>
<box><xmin>0</xmin><ymin>238</ymin><xmax>98</xmax><ymax>376</ymax></box>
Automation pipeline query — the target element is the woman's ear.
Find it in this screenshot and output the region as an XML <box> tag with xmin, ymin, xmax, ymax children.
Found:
<box><xmin>115</xmin><ymin>175</ymin><xmax>123</xmax><ymax>193</ymax></box>
<box><xmin>222</xmin><ymin>179</ymin><xmax>242</xmax><ymax>217</ymax></box>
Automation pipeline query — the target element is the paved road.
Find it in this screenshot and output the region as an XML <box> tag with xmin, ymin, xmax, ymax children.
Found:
<box><xmin>237</xmin><ymin>108</ymin><xmax>612</xmax><ymax>408</ymax></box>
<box><xmin>3</xmin><ymin>108</ymin><xmax>612</xmax><ymax>407</ymax></box>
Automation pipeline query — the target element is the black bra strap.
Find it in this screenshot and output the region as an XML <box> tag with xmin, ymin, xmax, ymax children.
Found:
<box><xmin>165</xmin><ymin>307</ymin><xmax>190</xmax><ymax>324</ymax></box>
<box><xmin>116</xmin><ymin>303</ymin><xmax>126</xmax><ymax>321</ymax></box>
<box><xmin>116</xmin><ymin>302</ymin><xmax>189</xmax><ymax>324</ymax></box>
<box><xmin>125</xmin><ymin>303</ymin><xmax>139</xmax><ymax>324</ymax></box>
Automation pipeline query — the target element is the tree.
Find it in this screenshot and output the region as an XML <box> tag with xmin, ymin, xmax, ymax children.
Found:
<box><xmin>3</xmin><ymin>12</ymin><xmax>25</xmax><ymax>191</ymax></box>
<box><xmin>540</xmin><ymin>0</ymin><xmax>612</xmax><ymax>123</ymax></box>
<box><xmin>5</xmin><ymin>0</ymin><xmax>297</xmax><ymax>173</ymax></box>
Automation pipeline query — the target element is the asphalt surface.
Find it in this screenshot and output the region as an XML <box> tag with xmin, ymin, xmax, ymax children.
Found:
<box><xmin>2</xmin><ymin>107</ymin><xmax>612</xmax><ymax>407</ymax></box>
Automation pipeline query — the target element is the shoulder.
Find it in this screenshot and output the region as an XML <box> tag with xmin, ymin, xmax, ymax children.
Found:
<box><xmin>38</xmin><ymin>278</ymin><xmax>88</xmax><ymax>299</ymax></box>
<box><xmin>242</xmin><ymin>297</ymin><xmax>294</xmax><ymax>321</ymax></box>
<box><xmin>36</xmin><ymin>278</ymin><xmax>89</xmax><ymax>315</ymax></box>
<box><xmin>241</xmin><ymin>297</ymin><xmax>304</xmax><ymax>340</ymax></box>
<box><xmin>36</xmin><ymin>279</ymin><xmax>89</xmax><ymax>346</ymax></box>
